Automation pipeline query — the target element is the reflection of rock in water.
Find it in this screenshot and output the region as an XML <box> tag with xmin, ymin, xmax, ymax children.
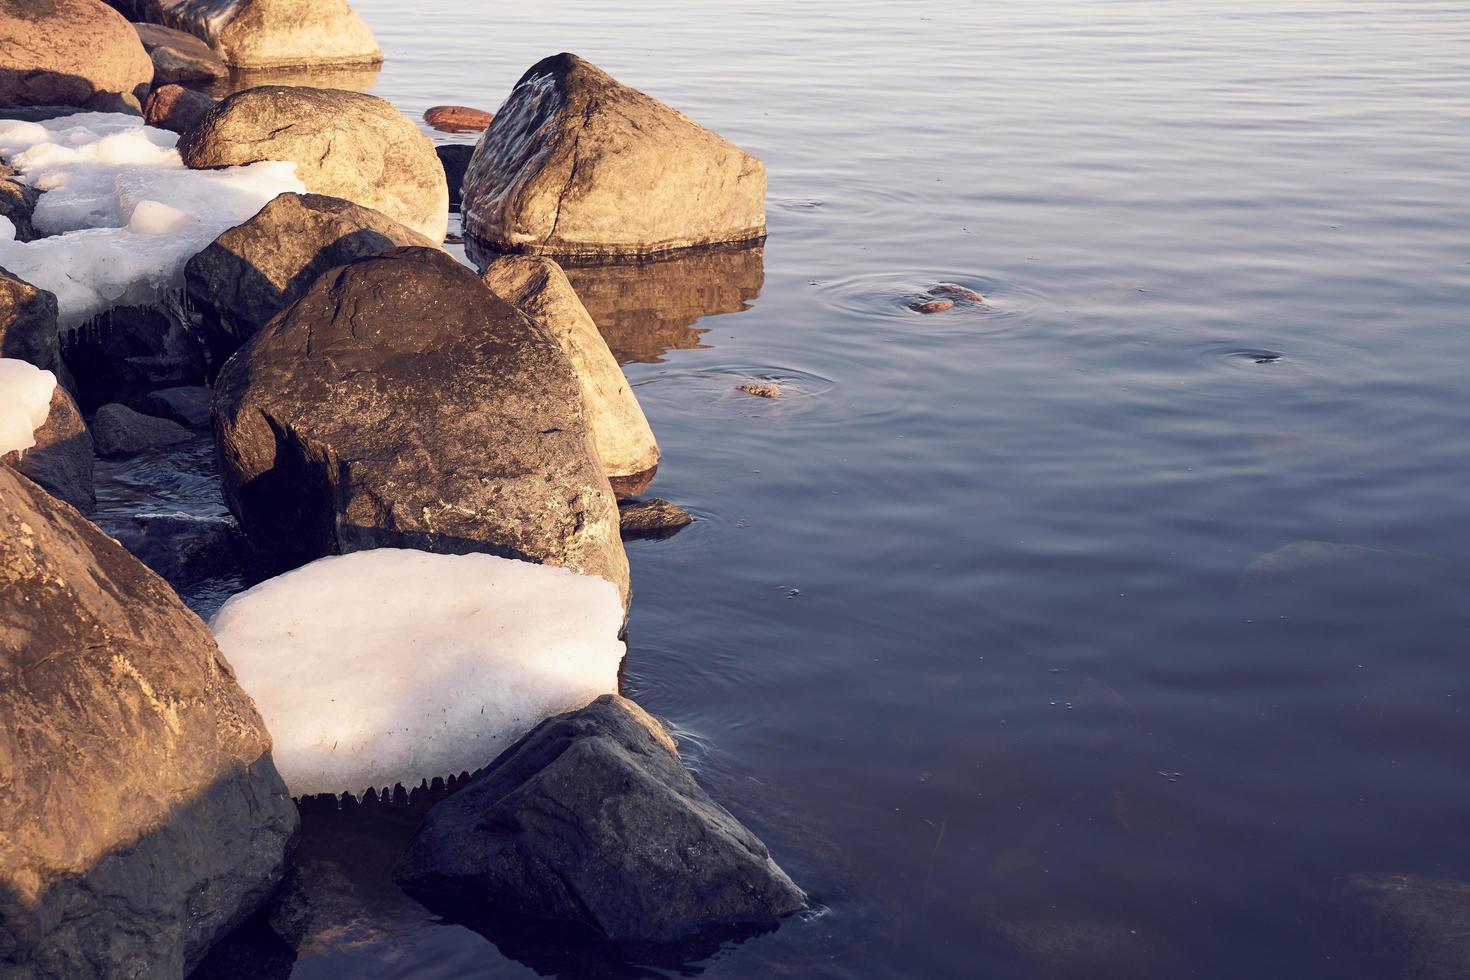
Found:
<box><xmin>196</xmin><ymin>64</ymin><xmax>382</xmax><ymax>100</ymax></box>
<box><xmin>467</xmin><ymin>238</ymin><xmax>764</xmax><ymax>364</ymax></box>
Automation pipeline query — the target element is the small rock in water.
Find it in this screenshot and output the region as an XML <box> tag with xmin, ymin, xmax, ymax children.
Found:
<box><xmin>619</xmin><ymin>497</ymin><xmax>693</xmax><ymax>540</ymax></box>
<box><xmin>144</xmin><ymin>84</ymin><xmax>217</xmax><ymax>135</ymax></box>
<box><xmin>929</xmin><ymin>282</ymin><xmax>984</xmax><ymax>302</ymax></box>
<box><xmin>911</xmin><ymin>299</ymin><xmax>954</xmax><ymax>314</ymax></box>
<box><xmin>91</xmin><ymin>403</ymin><xmax>192</xmax><ymax>456</ymax></box>
<box><xmin>423</xmin><ymin>105</ymin><xmax>494</xmax><ymax>132</ymax></box>
<box><xmin>739</xmin><ymin>381</ymin><xmax>782</xmax><ymax>399</ymax></box>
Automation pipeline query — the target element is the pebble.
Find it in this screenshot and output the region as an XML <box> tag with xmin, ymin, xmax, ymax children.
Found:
<box><xmin>911</xmin><ymin>299</ymin><xmax>954</xmax><ymax>314</ymax></box>
<box><xmin>423</xmin><ymin>105</ymin><xmax>495</xmax><ymax>132</ymax></box>
<box><xmin>738</xmin><ymin>381</ymin><xmax>782</xmax><ymax>399</ymax></box>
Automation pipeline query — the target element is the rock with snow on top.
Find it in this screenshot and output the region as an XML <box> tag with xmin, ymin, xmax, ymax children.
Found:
<box><xmin>0</xmin><ymin>266</ymin><xmax>61</xmax><ymax>374</ymax></box>
<box><xmin>2</xmin><ymin>382</ymin><xmax>94</xmax><ymax>512</ymax></box>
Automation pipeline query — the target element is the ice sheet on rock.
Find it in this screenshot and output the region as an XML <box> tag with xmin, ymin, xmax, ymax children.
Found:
<box><xmin>0</xmin><ymin>113</ymin><xmax>303</xmax><ymax>330</ymax></box>
<box><xmin>210</xmin><ymin>548</ymin><xmax>627</xmax><ymax>797</ymax></box>
<box><xmin>0</xmin><ymin>359</ymin><xmax>57</xmax><ymax>456</ymax></box>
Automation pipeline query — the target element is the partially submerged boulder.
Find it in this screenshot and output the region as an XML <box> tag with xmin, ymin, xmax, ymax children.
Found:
<box><xmin>424</xmin><ymin>104</ymin><xmax>493</xmax><ymax>133</ymax></box>
<box><xmin>144</xmin><ymin>82</ymin><xmax>216</xmax><ymax>134</ymax></box>
<box><xmin>482</xmin><ymin>254</ymin><xmax>659</xmax><ymax>486</ymax></box>
<box><xmin>180</xmin><ymin>86</ymin><xmax>448</xmax><ymax>241</ymax></box>
<box><xmin>2</xmin><ymin>382</ymin><xmax>94</xmax><ymax>511</ymax></box>
<box><xmin>186</xmin><ymin>192</ymin><xmax>436</xmax><ymax>364</ymax></box>
<box><xmin>0</xmin><ymin>466</ymin><xmax>297</xmax><ymax>979</ymax></box>
<box><xmin>461</xmin><ymin>53</ymin><xmax>766</xmax><ymax>257</ymax></box>
<box><xmin>138</xmin><ymin>0</ymin><xmax>381</xmax><ymax>69</ymax></box>
<box><xmin>395</xmin><ymin>694</ymin><xmax>806</xmax><ymax>942</ymax></box>
<box><xmin>212</xmin><ymin>246</ymin><xmax>629</xmax><ymax>602</ymax></box>
<box><xmin>619</xmin><ymin>497</ymin><xmax>692</xmax><ymax>540</ymax></box>
<box><xmin>91</xmin><ymin>401</ymin><xmax>191</xmax><ymax>456</ymax></box>
<box><xmin>0</xmin><ymin>0</ymin><xmax>153</xmax><ymax>111</ymax></box>
<box><xmin>133</xmin><ymin>21</ymin><xmax>227</xmax><ymax>82</ymax></box>
<box><xmin>0</xmin><ymin>266</ymin><xmax>61</xmax><ymax>374</ymax></box>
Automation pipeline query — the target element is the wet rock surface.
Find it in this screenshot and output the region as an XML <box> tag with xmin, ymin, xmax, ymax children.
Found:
<box><xmin>186</xmin><ymin>192</ymin><xmax>436</xmax><ymax>365</ymax></box>
<box><xmin>0</xmin><ymin>0</ymin><xmax>153</xmax><ymax>111</ymax></box>
<box><xmin>91</xmin><ymin>401</ymin><xmax>192</xmax><ymax>456</ymax></box>
<box><xmin>138</xmin><ymin>0</ymin><xmax>382</xmax><ymax>69</ymax></box>
<box><xmin>0</xmin><ymin>466</ymin><xmax>297</xmax><ymax>979</ymax></box>
<box><xmin>395</xmin><ymin>694</ymin><xmax>806</xmax><ymax>942</ymax></box>
<box><xmin>482</xmin><ymin>254</ymin><xmax>659</xmax><ymax>482</ymax></box>
<box><xmin>212</xmin><ymin>246</ymin><xmax>629</xmax><ymax>602</ymax></box>
<box><xmin>111</xmin><ymin>511</ymin><xmax>250</xmax><ymax>584</ymax></box>
<box><xmin>619</xmin><ymin>497</ymin><xmax>693</xmax><ymax>540</ymax></box>
<box><xmin>1</xmin><ymin>384</ymin><xmax>94</xmax><ymax>511</ymax></box>
<box><xmin>179</xmin><ymin>86</ymin><xmax>448</xmax><ymax>241</ymax></box>
<box><xmin>462</xmin><ymin>53</ymin><xmax>766</xmax><ymax>257</ymax></box>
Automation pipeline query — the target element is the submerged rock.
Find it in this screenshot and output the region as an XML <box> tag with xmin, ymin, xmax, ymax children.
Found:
<box><xmin>138</xmin><ymin>0</ymin><xmax>382</xmax><ymax>69</ymax></box>
<box><xmin>0</xmin><ymin>466</ymin><xmax>297</xmax><ymax>979</ymax></box>
<box><xmin>186</xmin><ymin>192</ymin><xmax>436</xmax><ymax>365</ymax></box>
<box><xmin>213</xmin><ymin>246</ymin><xmax>629</xmax><ymax>602</ymax></box>
<box><xmin>462</xmin><ymin>53</ymin><xmax>766</xmax><ymax>257</ymax></box>
<box><xmin>395</xmin><ymin>694</ymin><xmax>806</xmax><ymax>942</ymax></box>
<box><xmin>619</xmin><ymin>497</ymin><xmax>693</xmax><ymax>540</ymax></box>
<box><xmin>424</xmin><ymin>104</ymin><xmax>493</xmax><ymax>132</ymax></box>
<box><xmin>133</xmin><ymin>21</ymin><xmax>227</xmax><ymax>82</ymax></box>
<box><xmin>144</xmin><ymin>81</ymin><xmax>216</xmax><ymax>133</ymax></box>
<box><xmin>482</xmin><ymin>254</ymin><xmax>659</xmax><ymax>485</ymax></box>
<box><xmin>91</xmin><ymin>401</ymin><xmax>192</xmax><ymax>456</ymax></box>
<box><xmin>179</xmin><ymin>86</ymin><xmax>449</xmax><ymax>241</ymax></box>
<box><xmin>0</xmin><ymin>0</ymin><xmax>152</xmax><ymax>111</ymax></box>
<box><xmin>0</xmin><ymin>267</ymin><xmax>61</xmax><ymax>374</ymax></box>
<box><xmin>1</xmin><ymin>383</ymin><xmax>94</xmax><ymax>511</ymax></box>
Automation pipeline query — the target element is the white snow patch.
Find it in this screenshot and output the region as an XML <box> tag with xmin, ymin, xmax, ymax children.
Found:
<box><xmin>0</xmin><ymin>359</ymin><xmax>57</xmax><ymax>456</ymax></box>
<box><xmin>0</xmin><ymin>113</ymin><xmax>304</xmax><ymax>330</ymax></box>
<box><xmin>210</xmin><ymin>548</ymin><xmax>626</xmax><ymax>797</ymax></box>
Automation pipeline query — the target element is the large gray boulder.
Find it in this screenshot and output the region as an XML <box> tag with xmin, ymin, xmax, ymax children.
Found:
<box><xmin>0</xmin><ymin>0</ymin><xmax>153</xmax><ymax>111</ymax></box>
<box><xmin>395</xmin><ymin>694</ymin><xmax>806</xmax><ymax>942</ymax></box>
<box><xmin>1</xmin><ymin>384</ymin><xmax>93</xmax><ymax>512</ymax></box>
<box><xmin>132</xmin><ymin>20</ymin><xmax>226</xmax><ymax>82</ymax></box>
<box><xmin>462</xmin><ymin>53</ymin><xmax>766</xmax><ymax>257</ymax></box>
<box><xmin>137</xmin><ymin>0</ymin><xmax>381</xmax><ymax>69</ymax></box>
<box><xmin>482</xmin><ymin>254</ymin><xmax>659</xmax><ymax>489</ymax></box>
<box><xmin>179</xmin><ymin>86</ymin><xmax>448</xmax><ymax>242</ymax></box>
<box><xmin>0</xmin><ymin>466</ymin><xmax>297</xmax><ymax>979</ymax></box>
<box><xmin>212</xmin><ymin>246</ymin><xmax>629</xmax><ymax>604</ymax></box>
<box><xmin>0</xmin><ymin>267</ymin><xmax>60</xmax><ymax>374</ymax></box>
<box><xmin>186</xmin><ymin>192</ymin><xmax>437</xmax><ymax>365</ymax></box>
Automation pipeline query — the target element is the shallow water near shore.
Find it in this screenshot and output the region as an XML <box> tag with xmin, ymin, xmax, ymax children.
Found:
<box><xmin>128</xmin><ymin>1</ymin><xmax>1470</xmax><ymax>976</ymax></box>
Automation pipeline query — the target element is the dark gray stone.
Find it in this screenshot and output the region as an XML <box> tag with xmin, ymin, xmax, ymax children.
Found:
<box><xmin>436</xmin><ymin>143</ymin><xmax>472</xmax><ymax>210</ymax></box>
<box><xmin>0</xmin><ymin>467</ymin><xmax>297</xmax><ymax>980</ymax></box>
<box><xmin>212</xmin><ymin>246</ymin><xmax>629</xmax><ymax>603</ymax></box>
<box><xmin>140</xmin><ymin>384</ymin><xmax>212</xmax><ymax>428</ymax></box>
<box><xmin>112</xmin><ymin>512</ymin><xmax>249</xmax><ymax>585</ymax></box>
<box><xmin>394</xmin><ymin>694</ymin><xmax>806</xmax><ymax>942</ymax></box>
<box><xmin>2</xmin><ymin>385</ymin><xmax>94</xmax><ymax>512</ymax></box>
<box><xmin>0</xmin><ymin>267</ymin><xmax>59</xmax><ymax>372</ymax></box>
<box><xmin>91</xmin><ymin>402</ymin><xmax>192</xmax><ymax>456</ymax></box>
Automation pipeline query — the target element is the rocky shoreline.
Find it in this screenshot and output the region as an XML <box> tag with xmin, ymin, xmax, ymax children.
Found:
<box><xmin>1</xmin><ymin>1</ymin><xmax>801</xmax><ymax>975</ymax></box>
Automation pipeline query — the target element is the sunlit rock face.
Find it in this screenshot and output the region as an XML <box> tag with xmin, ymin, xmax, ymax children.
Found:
<box><xmin>211</xmin><ymin>246</ymin><xmax>630</xmax><ymax>605</ymax></box>
<box><xmin>140</xmin><ymin>0</ymin><xmax>382</xmax><ymax>69</ymax></box>
<box><xmin>179</xmin><ymin>86</ymin><xmax>448</xmax><ymax>242</ymax></box>
<box><xmin>0</xmin><ymin>466</ymin><xmax>296</xmax><ymax>980</ymax></box>
<box><xmin>0</xmin><ymin>0</ymin><xmax>153</xmax><ymax>111</ymax></box>
<box><xmin>462</xmin><ymin>53</ymin><xmax>766</xmax><ymax>258</ymax></box>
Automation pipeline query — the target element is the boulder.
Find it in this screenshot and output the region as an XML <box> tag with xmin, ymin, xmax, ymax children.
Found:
<box><xmin>0</xmin><ymin>161</ymin><xmax>41</xmax><ymax>241</ymax></box>
<box><xmin>61</xmin><ymin>302</ymin><xmax>207</xmax><ymax>411</ymax></box>
<box><xmin>436</xmin><ymin>143</ymin><xmax>472</xmax><ymax>210</ymax></box>
<box><xmin>482</xmin><ymin>254</ymin><xmax>659</xmax><ymax>485</ymax></box>
<box><xmin>133</xmin><ymin>21</ymin><xmax>226</xmax><ymax>82</ymax></box>
<box><xmin>0</xmin><ymin>0</ymin><xmax>153</xmax><ymax>111</ymax></box>
<box><xmin>179</xmin><ymin>86</ymin><xmax>448</xmax><ymax>241</ymax></box>
<box><xmin>213</xmin><ymin>246</ymin><xmax>629</xmax><ymax>602</ymax></box>
<box><xmin>186</xmin><ymin>192</ymin><xmax>436</xmax><ymax>364</ymax></box>
<box><xmin>619</xmin><ymin>497</ymin><xmax>692</xmax><ymax>540</ymax></box>
<box><xmin>394</xmin><ymin>694</ymin><xmax>806</xmax><ymax>942</ymax></box>
<box><xmin>0</xmin><ymin>466</ymin><xmax>297</xmax><ymax>979</ymax></box>
<box><xmin>0</xmin><ymin>266</ymin><xmax>61</xmax><ymax>374</ymax></box>
<box><xmin>143</xmin><ymin>81</ymin><xmax>216</xmax><ymax>133</ymax></box>
<box><xmin>137</xmin><ymin>0</ymin><xmax>382</xmax><ymax>69</ymax></box>
<box><xmin>1</xmin><ymin>383</ymin><xmax>93</xmax><ymax>511</ymax></box>
<box><xmin>140</xmin><ymin>383</ymin><xmax>211</xmax><ymax>428</ymax></box>
<box><xmin>90</xmin><ymin>401</ymin><xmax>191</xmax><ymax>456</ymax></box>
<box><xmin>462</xmin><ymin>53</ymin><xmax>766</xmax><ymax>257</ymax></box>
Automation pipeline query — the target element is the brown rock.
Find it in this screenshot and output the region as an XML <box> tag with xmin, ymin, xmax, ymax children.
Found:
<box><xmin>619</xmin><ymin>497</ymin><xmax>692</xmax><ymax>540</ymax></box>
<box><xmin>133</xmin><ymin>21</ymin><xmax>226</xmax><ymax>81</ymax></box>
<box><xmin>482</xmin><ymin>254</ymin><xmax>659</xmax><ymax>483</ymax></box>
<box><xmin>738</xmin><ymin>381</ymin><xmax>781</xmax><ymax>399</ymax></box>
<box><xmin>1</xmin><ymin>383</ymin><xmax>93</xmax><ymax>511</ymax></box>
<box><xmin>0</xmin><ymin>466</ymin><xmax>297</xmax><ymax>979</ymax></box>
<box><xmin>912</xmin><ymin>299</ymin><xmax>954</xmax><ymax>314</ymax></box>
<box><xmin>179</xmin><ymin>85</ymin><xmax>448</xmax><ymax>242</ymax></box>
<box><xmin>929</xmin><ymin>282</ymin><xmax>983</xmax><ymax>302</ymax></box>
<box><xmin>212</xmin><ymin>246</ymin><xmax>630</xmax><ymax>604</ymax></box>
<box><xmin>138</xmin><ymin>0</ymin><xmax>381</xmax><ymax>69</ymax></box>
<box><xmin>143</xmin><ymin>82</ymin><xmax>216</xmax><ymax>133</ymax></box>
<box><xmin>0</xmin><ymin>0</ymin><xmax>152</xmax><ymax>110</ymax></box>
<box><xmin>423</xmin><ymin>104</ymin><xmax>493</xmax><ymax>132</ymax></box>
<box><xmin>462</xmin><ymin>53</ymin><xmax>766</xmax><ymax>257</ymax></box>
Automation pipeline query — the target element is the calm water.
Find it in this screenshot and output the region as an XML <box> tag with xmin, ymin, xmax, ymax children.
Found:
<box><xmin>136</xmin><ymin>1</ymin><xmax>1470</xmax><ymax>976</ymax></box>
